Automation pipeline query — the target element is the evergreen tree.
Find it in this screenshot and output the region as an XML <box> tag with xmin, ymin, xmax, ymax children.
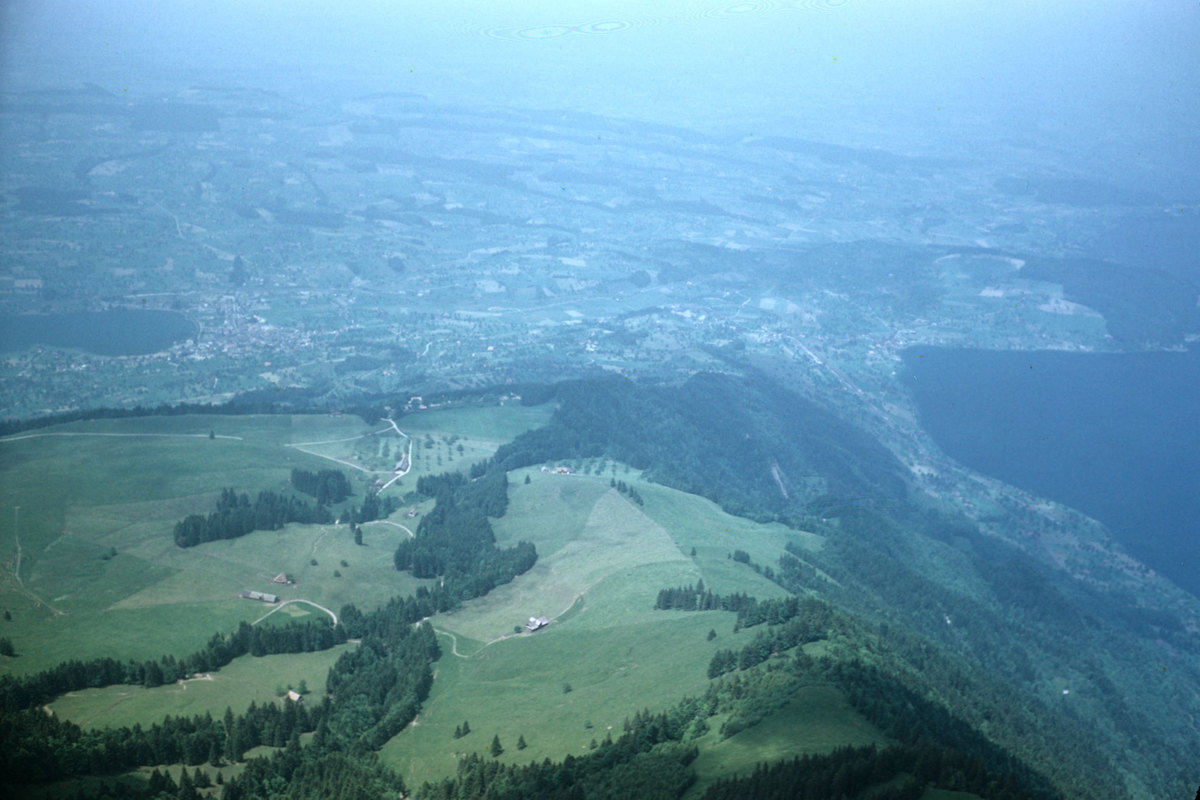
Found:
<box><xmin>517</xmin><ymin>734</ymin><xmax>527</xmax><ymax>750</ymax></box>
<box><xmin>490</xmin><ymin>734</ymin><xmax>503</xmax><ymax>757</ymax></box>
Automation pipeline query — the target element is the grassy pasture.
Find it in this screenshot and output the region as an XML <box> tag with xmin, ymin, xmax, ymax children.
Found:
<box><xmin>686</xmin><ymin>684</ymin><xmax>888</xmax><ymax>797</ymax></box>
<box><xmin>0</xmin><ymin>409</ymin><xmax>532</xmax><ymax>678</ymax></box>
<box><xmin>381</xmin><ymin>467</ymin><xmax>834</xmax><ymax>790</ymax></box>
<box><xmin>283</xmin><ymin>403</ymin><xmax>552</xmax><ymax>498</ymax></box>
<box><xmin>49</xmin><ymin>645</ymin><xmax>352</xmax><ymax>731</ymax></box>
<box><xmin>1</xmin><ymin>404</ymin><xmax>878</xmax><ymax>797</ymax></box>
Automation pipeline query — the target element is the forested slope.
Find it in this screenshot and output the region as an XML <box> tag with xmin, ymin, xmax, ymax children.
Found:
<box><xmin>489</xmin><ymin>371</ymin><xmax>909</xmax><ymax>522</ymax></box>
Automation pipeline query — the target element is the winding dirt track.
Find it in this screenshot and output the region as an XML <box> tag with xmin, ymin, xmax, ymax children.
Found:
<box><xmin>252</xmin><ymin>598</ymin><xmax>339</xmax><ymax>626</ymax></box>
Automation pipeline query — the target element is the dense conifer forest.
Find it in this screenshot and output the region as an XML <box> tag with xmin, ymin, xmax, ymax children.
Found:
<box><xmin>172</xmin><ymin>488</ymin><xmax>333</xmax><ymax>548</ymax></box>
<box><xmin>289</xmin><ymin>468</ymin><xmax>353</xmax><ymax>505</ymax></box>
<box><xmin>486</xmin><ymin>371</ymin><xmax>909</xmax><ymax>523</ymax></box>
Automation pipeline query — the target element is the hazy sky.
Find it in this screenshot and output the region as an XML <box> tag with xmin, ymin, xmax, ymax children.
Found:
<box><xmin>2</xmin><ymin>0</ymin><xmax>1197</xmax><ymax>189</ymax></box>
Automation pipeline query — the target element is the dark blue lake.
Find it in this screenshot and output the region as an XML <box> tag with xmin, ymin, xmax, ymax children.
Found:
<box><xmin>0</xmin><ymin>309</ymin><xmax>197</xmax><ymax>356</ymax></box>
<box><xmin>903</xmin><ymin>346</ymin><xmax>1200</xmax><ymax>598</ymax></box>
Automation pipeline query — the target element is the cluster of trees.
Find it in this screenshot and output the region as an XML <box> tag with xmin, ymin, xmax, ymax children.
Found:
<box><xmin>345</xmin><ymin>489</ymin><xmax>398</xmax><ymax>526</ymax></box>
<box><xmin>216</xmin><ymin>739</ymin><xmax>403</xmax><ymax>800</ymax></box>
<box><xmin>48</xmin><ymin>766</ymin><xmax>221</xmax><ymax>800</ymax></box>
<box><xmin>654</xmin><ymin>580</ymin><xmax>736</xmax><ymax>612</ymax></box>
<box><xmin>395</xmin><ymin>469</ymin><xmax>536</xmax><ymax>600</ymax></box>
<box><xmin>698</xmin><ymin>652</ymin><xmax>1063</xmax><ymax>800</ymax></box>
<box><xmin>707</xmin><ymin>603</ymin><xmax>833</xmax><ymax>679</ymax></box>
<box><xmin>290</xmin><ymin>468</ymin><xmax>352</xmax><ymax>504</ymax></box>
<box><xmin>609</xmin><ymin>478</ymin><xmax>643</xmax><ymax>505</ymax></box>
<box><xmin>318</xmin><ymin>625</ymin><xmax>439</xmax><ymax>751</ymax></box>
<box><xmin>822</xmin><ymin>659</ymin><xmax>1061</xmax><ymax>799</ymax></box>
<box><xmin>0</xmin><ymin>692</ymin><xmax>316</xmax><ymax>784</ymax></box>
<box><xmin>655</xmin><ymin>582</ymin><xmax>830</xmax><ymax>635</ymax></box>
<box><xmin>173</xmin><ymin>488</ymin><xmax>332</xmax><ymax>548</ymax></box>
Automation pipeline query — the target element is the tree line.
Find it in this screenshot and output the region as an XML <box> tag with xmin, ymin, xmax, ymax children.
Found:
<box><xmin>4</xmin><ymin>449</ymin><xmax>540</xmax><ymax>799</ymax></box>
<box><xmin>654</xmin><ymin>581</ymin><xmax>831</xmax><ymax>635</ymax></box>
<box><xmin>395</xmin><ymin>468</ymin><xmax>536</xmax><ymax>601</ymax></box>
<box><xmin>1</xmin><ymin>696</ymin><xmax>317</xmax><ymax>784</ymax></box>
<box><xmin>479</xmin><ymin>372</ymin><xmax>909</xmax><ymax>525</ymax></box>
<box><xmin>290</xmin><ymin>468</ymin><xmax>352</xmax><ymax>505</ymax></box>
<box><xmin>416</xmin><ymin>708</ymin><xmax>701</xmax><ymax>800</ymax></box>
<box><xmin>700</xmin><ymin>741</ymin><xmax>1040</xmax><ymax>800</ymax></box>
<box><xmin>707</xmin><ymin>603</ymin><xmax>834</xmax><ymax>679</ymax></box>
<box><xmin>0</xmin><ymin>618</ymin><xmax>343</xmax><ymax>713</ymax></box>
<box><xmin>173</xmin><ymin>487</ymin><xmax>333</xmax><ymax>548</ymax></box>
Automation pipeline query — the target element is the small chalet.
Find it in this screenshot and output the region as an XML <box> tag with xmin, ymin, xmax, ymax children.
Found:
<box><xmin>526</xmin><ymin>616</ymin><xmax>549</xmax><ymax>632</ymax></box>
<box><xmin>273</xmin><ymin>573</ymin><xmax>289</xmax><ymax>584</ymax></box>
<box><xmin>286</xmin><ymin>690</ymin><xmax>303</xmax><ymax>703</ymax></box>
<box><xmin>240</xmin><ymin>590</ymin><xmax>278</xmax><ymax>603</ymax></box>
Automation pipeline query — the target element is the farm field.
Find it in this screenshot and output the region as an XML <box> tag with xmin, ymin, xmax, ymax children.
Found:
<box><xmin>4</xmin><ymin>405</ymin><xmax>890</xmax><ymax>797</ymax></box>
<box><xmin>380</xmin><ymin>467</ymin><xmax>872</xmax><ymax>791</ymax></box>
<box><xmin>48</xmin><ymin>645</ymin><xmax>353</xmax><ymax>731</ymax></box>
<box><xmin>0</xmin><ymin>406</ymin><xmax>549</xmax><ymax>675</ymax></box>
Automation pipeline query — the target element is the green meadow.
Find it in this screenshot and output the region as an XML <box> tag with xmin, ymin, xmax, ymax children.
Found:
<box><xmin>380</xmin><ymin>467</ymin><xmax>880</xmax><ymax>790</ymax></box>
<box><xmin>0</xmin><ymin>407</ymin><xmax>548</xmax><ymax>678</ymax></box>
<box><xmin>3</xmin><ymin>405</ymin><xmax>887</xmax><ymax>795</ymax></box>
<box><xmin>48</xmin><ymin>645</ymin><xmax>352</xmax><ymax>730</ymax></box>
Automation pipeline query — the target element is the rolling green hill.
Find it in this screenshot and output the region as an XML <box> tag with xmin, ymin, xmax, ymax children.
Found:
<box><xmin>1</xmin><ymin>390</ymin><xmax>1196</xmax><ymax>800</ymax></box>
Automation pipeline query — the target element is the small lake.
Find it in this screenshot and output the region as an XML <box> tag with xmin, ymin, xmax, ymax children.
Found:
<box><xmin>903</xmin><ymin>345</ymin><xmax>1200</xmax><ymax>599</ymax></box>
<box><xmin>0</xmin><ymin>309</ymin><xmax>197</xmax><ymax>356</ymax></box>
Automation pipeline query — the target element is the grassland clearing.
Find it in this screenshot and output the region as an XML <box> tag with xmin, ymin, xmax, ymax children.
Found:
<box><xmin>381</xmin><ymin>466</ymin><xmax>835</xmax><ymax>789</ymax></box>
<box><xmin>685</xmin><ymin>684</ymin><xmax>888</xmax><ymax>797</ymax></box>
<box><xmin>3</xmin><ymin>404</ymin><xmax>878</xmax><ymax>798</ymax></box>
<box><xmin>49</xmin><ymin>645</ymin><xmax>352</xmax><ymax>731</ymax></box>
<box><xmin>0</xmin><ymin>408</ymin><xmax>535</xmax><ymax>677</ymax></box>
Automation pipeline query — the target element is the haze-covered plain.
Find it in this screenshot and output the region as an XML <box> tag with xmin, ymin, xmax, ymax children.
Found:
<box><xmin>2</xmin><ymin>2</ymin><xmax>1199</xmax><ymax>799</ymax></box>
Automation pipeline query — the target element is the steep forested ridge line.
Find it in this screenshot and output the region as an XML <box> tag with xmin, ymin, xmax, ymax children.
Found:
<box><xmin>485</xmin><ymin>373</ymin><xmax>1197</xmax><ymax>798</ymax></box>
<box><xmin>4</xmin><ymin>390</ymin><xmax>1195</xmax><ymax>799</ymax></box>
<box><xmin>489</xmin><ymin>371</ymin><xmax>909</xmax><ymax>522</ymax></box>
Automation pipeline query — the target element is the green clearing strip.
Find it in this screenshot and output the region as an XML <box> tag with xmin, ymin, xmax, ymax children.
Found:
<box><xmin>49</xmin><ymin>645</ymin><xmax>352</xmax><ymax>731</ymax></box>
<box><xmin>686</xmin><ymin>684</ymin><xmax>889</xmax><ymax>797</ymax></box>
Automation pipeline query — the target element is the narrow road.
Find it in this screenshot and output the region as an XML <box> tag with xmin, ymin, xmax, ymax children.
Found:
<box><xmin>433</xmin><ymin>590</ymin><xmax>590</xmax><ymax>659</ymax></box>
<box><xmin>363</xmin><ymin>519</ymin><xmax>415</xmax><ymax>538</ymax></box>
<box><xmin>287</xmin><ymin>420</ymin><xmax>411</xmax><ymax>486</ymax></box>
<box><xmin>5</xmin><ymin>506</ymin><xmax>65</xmax><ymax>615</ymax></box>
<box><xmin>253</xmin><ymin>599</ymin><xmax>339</xmax><ymax>626</ymax></box>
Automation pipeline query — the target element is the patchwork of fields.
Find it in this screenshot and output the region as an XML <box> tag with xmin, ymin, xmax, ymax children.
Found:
<box><xmin>1</xmin><ymin>406</ymin><xmax>897</xmax><ymax>797</ymax></box>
